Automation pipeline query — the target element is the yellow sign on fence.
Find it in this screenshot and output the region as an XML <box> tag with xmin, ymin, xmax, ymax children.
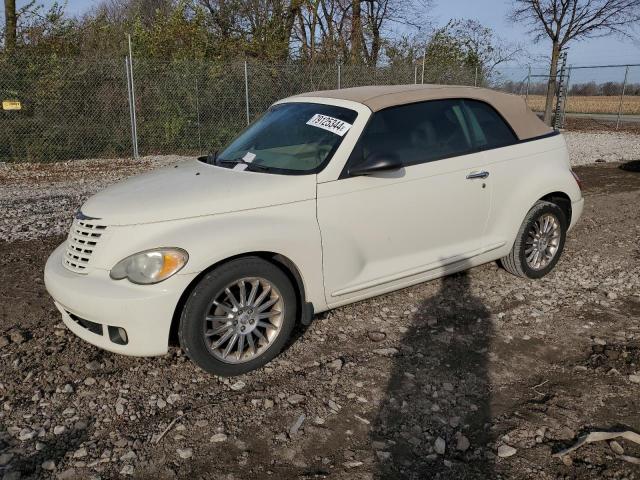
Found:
<box><xmin>2</xmin><ymin>100</ymin><xmax>22</xmax><ymax>111</ymax></box>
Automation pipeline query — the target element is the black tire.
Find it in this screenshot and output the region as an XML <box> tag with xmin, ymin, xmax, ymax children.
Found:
<box><xmin>178</xmin><ymin>257</ymin><xmax>297</xmax><ymax>376</ymax></box>
<box><xmin>500</xmin><ymin>200</ymin><xmax>567</xmax><ymax>279</ymax></box>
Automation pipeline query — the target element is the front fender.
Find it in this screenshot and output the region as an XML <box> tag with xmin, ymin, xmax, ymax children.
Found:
<box><xmin>88</xmin><ymin>200</ymin><xmax>327</xmax><ymax>312</ymax></box>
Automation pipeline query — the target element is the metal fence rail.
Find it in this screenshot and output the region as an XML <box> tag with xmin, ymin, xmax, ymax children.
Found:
<box><xmin>0</xmin><ymin>57</ymin><xmax>639</xmax><ymax>163</ymax></box>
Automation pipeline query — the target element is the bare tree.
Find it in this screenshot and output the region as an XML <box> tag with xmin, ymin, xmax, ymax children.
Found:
<box><xmin>4</xmin><ymin>0</ymin><xmax>17</xmax><ymax>53</ymax></box>
<box><xmin>511</xmin><ymin>0</ymin><xmax>640</xmax><ymax>125</ymax></box>
<box><xmin>292</xmin><ymin>0</ymin><xmax>431</xmax><ymax>65</ymax></box>
<box><xmin>449</xmin><ymin>19</ymin><xmax>523</xmax><ymax>83</ymax></box>
<box><xmin>361</xmin><ymin>0</ymin><xmax>431</xmax><ymax>67</ymax></box>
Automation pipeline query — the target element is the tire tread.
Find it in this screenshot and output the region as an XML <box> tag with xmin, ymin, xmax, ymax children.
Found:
<box><xmin>500</xmin><ymin>200</ymin><xmax>566</xmax><ymax>279</ymax></box>
<box><xmin>178</xmin><ymin>256</ymin><xmax>297</xmax><ymax>376</ymax></box>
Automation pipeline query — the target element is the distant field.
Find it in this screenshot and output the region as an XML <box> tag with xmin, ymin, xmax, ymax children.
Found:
<box><xmin>525</xmin><ymin>94</ymin><xmax>640</xmax><ymax>115</ymax></box>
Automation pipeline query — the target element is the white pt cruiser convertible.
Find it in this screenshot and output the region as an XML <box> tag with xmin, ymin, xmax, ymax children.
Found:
<box><xmin>45</xmin><ymin>85</ymin><xmax>584</xmax><ymax>376</ymax></box>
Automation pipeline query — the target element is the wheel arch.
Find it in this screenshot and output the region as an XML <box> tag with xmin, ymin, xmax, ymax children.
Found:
<box><xmin>499</xmin><ymin>188</ymin><xmax>574</xmax><ymax>260</ymax></box>
<box><xmin>539</xmin><ymin>191</ymin><xmax>572</xmax><ymax>225</ymax></box>
<box><xmin>168</xmin><ymin>251</ymin><xmax>310</xmax><ymax>345</ymax></box>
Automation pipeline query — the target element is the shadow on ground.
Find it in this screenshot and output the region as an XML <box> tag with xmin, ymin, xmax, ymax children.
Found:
<box><xmin>371</xmin><ymin>264</ymin><xmax>495</xmax><ymax>478</ymax></box>
<box><xmin>0</xmin><ymin>420</ymin><xmax>89</xmax><ymax>479</ymax></box>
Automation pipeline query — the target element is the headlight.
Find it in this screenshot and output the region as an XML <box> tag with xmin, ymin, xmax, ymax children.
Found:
<box><xmin>110</xmin><ymin>248</ymin><xmax>188</xmax><ymax>284</ymax></box>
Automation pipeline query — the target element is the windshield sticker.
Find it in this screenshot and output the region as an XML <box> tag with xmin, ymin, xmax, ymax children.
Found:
<box><xmin>242</xmin><ymin>151</ymin><xmax>256</xmax><ymax>163</ymax></box>
<box><xmin>306</xmin><ymin>114</ymin><xmax>352</xmax><ymax>136</ymax></box>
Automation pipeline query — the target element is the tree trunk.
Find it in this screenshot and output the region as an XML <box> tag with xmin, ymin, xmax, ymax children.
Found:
<box><xmin>369</xmin><ymin>23</ymin><xmax>380</xmax><ymax>67</ymax></box>
<box><xmin>543</xmin><ymin>42</ymin><xmax>560</xmax><ymax>126</ymax></box>
<box><xmin>4</xmin><ymin>0</ymin><xmax>17</xmax><ymax>54</ymax></box>
<box><xmin>278</xmin><ymin>0</ymin><xmax>303</xmax><ymax>61</ymax></box>
<box><xmin>350</xmin><ymin>0</ymin><xmax>362</xmax><ymax>63</ymax></box>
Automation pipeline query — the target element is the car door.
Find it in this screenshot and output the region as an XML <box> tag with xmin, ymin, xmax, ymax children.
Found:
<box><xmin>457</xmin><ymin>99</ymin><xmax>522</xmax><ymax>247</ymax></box>
<box><xmin>317</xmin><ymin>99</ymin><xmax>494</xmax><ymax>307</ymax></box>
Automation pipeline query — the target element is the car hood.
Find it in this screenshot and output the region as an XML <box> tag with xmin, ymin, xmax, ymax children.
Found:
<box><xmin>81</xmin><ymin>160</ymin><xmax>317</xmax><ymax>225</ymax></box>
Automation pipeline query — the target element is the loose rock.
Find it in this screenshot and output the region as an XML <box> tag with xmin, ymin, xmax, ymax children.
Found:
<box><xmin>497</xmin><ymin>444</ymin><xmax>517</xmax><ymax>458</ymax></box>
<box><xmin>177</xmin><ymin>448</ymin><xmax>193</xmax><ymax>459</ymax></box>
<box><xmin>434</xmin><ymin>437</ymin><xmax>446</xmax><ymax>455</ymax></box>
<box><xmin>9</xmin><ymin>330</ymin><xmax>26</xmax><ymax>344</ymax></box>
<box><xmin>367</xmin><ymin>331</ymin><xmax>386</xmax><ymax>342</ymax></box>
<box><xmin>210</xmin><ymin>433</ymin><xmax>228</xmax><ymax>443</ymax></box>
<box><xmin>287</xmin><ymin>394</ymin><xmax>305</xmax><ymax>405</ymax></box>
<box><xmin>456</xmin><ymin>434</ymin><xmax>470</xmax><ymax>452</ymax></box>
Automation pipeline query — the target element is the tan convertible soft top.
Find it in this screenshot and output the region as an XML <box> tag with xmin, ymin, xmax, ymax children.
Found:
<box><xmin>294</xmin><ymin>84</ymin><xmax>552</xmax><ymax>141</ymax></box>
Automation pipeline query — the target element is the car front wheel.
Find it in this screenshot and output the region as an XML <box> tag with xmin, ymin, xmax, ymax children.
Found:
<box><xmin>500</xmin><ymin>200</ymin><xmax>567</xmax><ymax>279</ymax></box>
<box><xmin>178</xmin><ymin>257</ymin><xmax>297</xmax><ymax>376</ymax></box>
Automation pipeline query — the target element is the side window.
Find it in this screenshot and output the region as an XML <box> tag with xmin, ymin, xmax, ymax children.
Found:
<box><xmin>348</xmin><ymin>99</ymin><xmax>474</xmax><ymax>169</ymax></box>
<box><xmin>461</xmin><ymin>100</ymin><xmax>517</xmax><ymax>150</ymax></box>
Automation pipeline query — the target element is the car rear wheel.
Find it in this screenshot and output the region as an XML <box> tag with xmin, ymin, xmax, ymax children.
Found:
<box><xmin>178</xmin><ymin>257</ymin><xmax>297</xmax><ymax>376</ymax></box>
<box><xmin>500</xmin><ymin>200</ymin><xmax>567</xmax><ymax>279</ymax></box>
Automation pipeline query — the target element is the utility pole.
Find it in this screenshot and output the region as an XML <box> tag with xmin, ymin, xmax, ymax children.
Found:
<box><xmin>616</xmin><ymin>65</ymin><xmax>630</xmax><ymax>129</ymax></box>
<box><xmin>553</xmin><ymin>51</ymin><xmax>568</xmax><ymax>130</ymax></box>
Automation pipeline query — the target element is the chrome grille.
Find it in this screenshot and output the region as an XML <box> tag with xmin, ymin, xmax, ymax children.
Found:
<box><xmin>63</xmin><ymin>218</ymin><xmax>107</xmax><ymax>274</ymax></box>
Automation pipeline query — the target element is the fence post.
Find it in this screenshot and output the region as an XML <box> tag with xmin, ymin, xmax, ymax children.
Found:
<box><xmin>474</xmin><ymin>65</ymin><xmax>478</xmax><ymax>87</ymax></box>
<box><xmin>525</xmin><ymin>65</ymin><xmax>531</xmax><ymax>105</ymax></box>
<box><xmin>561</xmin><ymin>66</ymin><xmax>572</xmax><ymax>127</ymax></box>
<box><xmin>421</xmin><ymin>50</ymin><xmax>426</xmax><ymax>84</ymax></box>
<box><xmin>414</xmin><ymin>65</ymin><xmax>417</xmax><ymax>84</ymax></box>
<box><xmin>616</xmin><ymin>65</ymin><xmax>630</xmax><ymax>130</ymax></box>
<box><xmin>127</xmin><ymin>35</ymin><xmax>139</xmax><ymax>159</ymax></box>
<box><xmin>244</xmin><ymin>61</ymin><xmax>250</xmax><ymax>126</ymax></box>
<box><xmin>125</xmin><ymin>62</ymin><xmax>139</xmax><ymax>158</ymax></box>
<box><xmin>337</xmin><ymin>64</ymin><xmax>341</xmax><ymax>89</ymax></box>
<box><xmin>125</xmin><ymin>36</ymin><xmax>139</xmax><ymax>159</ymax></box>
<box><xmin>195</xmin><ymin>76</ymin><xmax>202</xmax><ymax>152</ymax></box>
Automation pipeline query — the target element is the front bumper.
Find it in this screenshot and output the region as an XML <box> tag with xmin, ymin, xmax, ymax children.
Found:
<box><xmin>44</xmin><ymin>244</ymin><xmax>198</xmax><ymax>356</ymax></box>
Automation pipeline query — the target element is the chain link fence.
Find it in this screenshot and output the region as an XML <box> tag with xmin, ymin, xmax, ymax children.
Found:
<box><xmin>491</xmin><ymin>64</ymin><xmax>640</xmax><ymax>127</ymax></box>
<box><xmin>0</xmin><ymin>57</ymin><xmax>477</xmax><ymax>162</ymax></box>
<box><xmin>0</xmin><ymin>56</ymin><xmax>132</xmax><ymax>162</ymax></box>
<box><xmin>1</xmin><ymin>56</ymin><xmax>638</xmax><ymax>163</ymax></box>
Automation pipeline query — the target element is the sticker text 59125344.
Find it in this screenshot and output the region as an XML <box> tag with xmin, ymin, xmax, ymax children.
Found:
<box><xmin>306</xmin><ymin>114</ymin><xmax>352</xmax><ymax>136</ymax></box>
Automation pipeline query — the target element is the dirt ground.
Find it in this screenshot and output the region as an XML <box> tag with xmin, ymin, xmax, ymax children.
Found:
<box><xmin>1</xmin><ymin>161</ymin><xmax>639</xmax><ymax>480</ymax></box>
<box><xmin>564</xmin><ymin>117</ymin><xmax>640</xmax><ymax>134</ymax></box>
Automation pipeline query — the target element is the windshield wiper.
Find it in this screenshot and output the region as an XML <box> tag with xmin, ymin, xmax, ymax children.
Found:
<box><xmin>206</xmin><ymin>150</ymin><xmax>218</xmax><ymax>165</ymax></box>
<box><xmin>216</xmin><ymin>158</ymin><xmax>273</xmax><ymax>172</ymax></box>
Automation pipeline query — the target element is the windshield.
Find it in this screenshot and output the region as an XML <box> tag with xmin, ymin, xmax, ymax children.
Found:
<box><xmin>214</xmin><ymin>102</ymin><xmax>358</xmax><ymax>174</ymax></box>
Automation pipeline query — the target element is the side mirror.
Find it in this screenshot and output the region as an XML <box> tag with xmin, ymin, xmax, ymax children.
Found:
<box><xmin>348</xmin><ymin>153</ymin><xmax>403</xmax><ymax>177</ymax></box>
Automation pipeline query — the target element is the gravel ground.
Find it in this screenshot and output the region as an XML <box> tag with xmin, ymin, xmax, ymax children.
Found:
<box><xmin>0</xmin><ymin>156</ymin><xmax>188</xmax><ymax>243</ymax></box>
<box><xmin>565</xmin><ymin>131</ymin><xmax>640</xmax><ymax>166</ymax></box>
<box><xmin>0</xmin><ymin>134</ymin><xmax>639</xmax><ymax>480</ymax></box>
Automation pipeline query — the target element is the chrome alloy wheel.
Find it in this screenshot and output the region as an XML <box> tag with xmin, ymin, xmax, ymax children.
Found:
<box><xmin>525</xmin><ymin>213</ymin><xmax>561</xmax><ymax>270</ymax></box>
<box><xmin>203</xmin><ymin>277</ymin><xmax>284</xmax><ymax>364</ymax></box>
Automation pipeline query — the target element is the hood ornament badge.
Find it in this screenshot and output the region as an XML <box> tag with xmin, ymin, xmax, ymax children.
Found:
<box><xmin>75</xmin><ymin>211</ymin><xmax>101</xmax><ymax>221</ymax></box>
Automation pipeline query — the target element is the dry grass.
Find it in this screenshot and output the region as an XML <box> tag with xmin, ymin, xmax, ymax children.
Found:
<box><xmin>524</xmin><ymin>95</ymin><xmax>640</xmax><ymax>115</ymax></box>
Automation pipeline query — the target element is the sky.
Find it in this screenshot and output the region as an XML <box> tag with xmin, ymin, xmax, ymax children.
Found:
<box><xmin>432</xmin><ymin>0</ymin><xmax>639</xmax><ymax>66</ymax></box>
<box><xmin>431</xmin><ymin>0</ymin><xmax>640</xmax><ymax>83</ymax></box>
<box><xmin>5</xmin><ymin>0</ymin><xmax>640</xmax><ymax>81</ymax></box>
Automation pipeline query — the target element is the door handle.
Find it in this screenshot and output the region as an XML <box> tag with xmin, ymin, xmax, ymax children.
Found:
<box><xmin>466</xmin><ymin>171</ymin><xmax>489</xmax><ymax>180</ymax></box>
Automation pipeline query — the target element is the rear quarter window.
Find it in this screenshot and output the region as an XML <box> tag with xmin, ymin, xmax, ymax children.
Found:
<box><xmin>462</xmin><ymin>100</ymin><xmax>518</xmax><ymax>150</ymax></box>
